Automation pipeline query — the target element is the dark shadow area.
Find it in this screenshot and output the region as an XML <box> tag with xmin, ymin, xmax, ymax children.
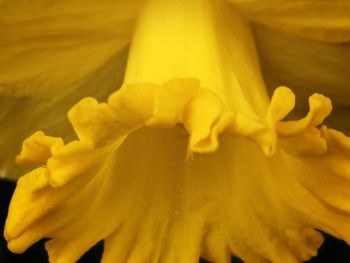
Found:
<box><xmin>1</xmin><ymin>179</ymin><xmax>350</xmax><ymax>262</ymax></box>
<box><xmin>0</xmin><ymin>180</ymin><xmax>49</xmax><ymax>263</ymax></box>
<box><xmin>0</xmin><ymin>180</ymin><xmax>102</xmax><ymax>263</ymax></box>
<box><xmin>308</xmin><ymin>233</ymin><xmax>350</xmax><ymax>262</ymax></box>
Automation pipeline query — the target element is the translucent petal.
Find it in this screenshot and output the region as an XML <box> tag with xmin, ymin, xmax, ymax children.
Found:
<box><xmin>0</xmin><ymin>0</ymin><xmax>142</xmax><ymax>96</ymax></box>
<box><xmin>228</xmin><ymin>0</ymin><xmax>350</xmax><ymax>43</ymax></box>
<box><xmin>6</xmin><ymin>79</ymin><xmax>350</xmax><ymax>262</ymax></box>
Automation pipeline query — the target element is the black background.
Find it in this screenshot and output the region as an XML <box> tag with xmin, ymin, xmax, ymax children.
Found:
<box><xmin>1</xmin><ymin>180</ymin><xmax>350</xmax><ymax>263</ymax></box>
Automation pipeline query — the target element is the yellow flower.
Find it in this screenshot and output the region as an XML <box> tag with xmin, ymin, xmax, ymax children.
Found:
<box><xmin>2</xmin><ymin>0</ymin><xmax>350</xmax><ymax>262</ymax></box>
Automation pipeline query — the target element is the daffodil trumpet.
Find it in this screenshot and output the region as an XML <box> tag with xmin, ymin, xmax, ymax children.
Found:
<box><xmin>3</xmin><ymin>0</ymin><xmax>350</xmax><ymax>262</ymax></box>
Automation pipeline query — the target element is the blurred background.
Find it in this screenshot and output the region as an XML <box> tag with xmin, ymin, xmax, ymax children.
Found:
<box><xmin>1</xmin><ymin>180</ymin><xmax>350</xmax><ymax>263</ymax></box>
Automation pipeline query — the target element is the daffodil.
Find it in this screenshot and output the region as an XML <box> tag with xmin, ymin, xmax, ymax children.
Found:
<box><xmin>2</xmin><ymin>0</ymin><xmax>350</xmax><ymax>262</ymax></box>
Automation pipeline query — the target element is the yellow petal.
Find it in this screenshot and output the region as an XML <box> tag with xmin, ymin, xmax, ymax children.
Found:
<box><xmin>229</xmin><ymin>0</ymin><xmax>350</xmax><ymax>43</ymax></box>
<box><xmin>0</xmin><ymin>0</ymin><xmax>142</xmax><ymax>96</ymax></box>
<box><xmin>16</xmin><ymin>131</ymin><xmax>64</xmax><ymax>165</ymax></box>
<box><xmin>125</xmin><ymin>0</ymin><xmax>270</xmax><ymax>118</ymax></box>
<box><xmin>0</xmin><ymin>51</ymin><xmax>128</xmax><ymax>180</ymax></box>
<box><xmin>253</xmin><ymin>25</ymin><xmax>350</xmax><ymax>130</ymax></box>
<box><xmin>6</xmin><ymin>79</ymin><xmax>350</xmax><ymax>262</ymax></box>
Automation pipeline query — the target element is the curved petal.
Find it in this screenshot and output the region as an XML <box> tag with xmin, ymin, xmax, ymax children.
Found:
<box><xmin>229</xmin><ymin>0</ymin><xmax>350</xmax><ymax>43</ymax></box>
<box><xmin>5</xmin><ymin>79</ymin><xmax>350</xmax><ymax>262</ymax></box>
<box><xmin>0</xmin><ymin>0</ymin><xmax>143</xmax><ymax>96</ymax></box>
<box><xmin>253</xmin><ymin>25</ymin><xmax>350</xmax><ymax>132</ymax></box>
<box><xmin>0</xmin><ymin>51</ymin><xmax>128</xmax><ymax>180</ymax></box>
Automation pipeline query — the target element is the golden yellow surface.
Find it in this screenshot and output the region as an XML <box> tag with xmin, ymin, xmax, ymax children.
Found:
<box><xmin>2</xmin><ymin>0</ymin><xmax>350</xmax><ymax>262</ymax></box>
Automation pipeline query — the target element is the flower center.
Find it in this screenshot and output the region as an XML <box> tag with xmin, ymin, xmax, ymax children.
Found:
<box><xmin>124</xmin><ymin>0</ymin><xmax>269</xmax><ymax>119</ymax></box>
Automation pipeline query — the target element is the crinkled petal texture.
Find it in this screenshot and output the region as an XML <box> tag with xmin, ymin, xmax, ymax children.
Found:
<box><xmin>0</xmin><ymin>51</ymin><xmax>128</xmax><ymax>179</ymax></box>
<box><xmin>0</xmin><ymin>0</ymin><xmax>143</xmax><ymax>178</ymax></box>
<box><xmin>6</xmin><ymin>79</ymin><xmax>350</xmax><ymax>263</ymax></box>
<box><xmin>228</xmin><ymin>0</ymin><xmax>350</xmax><ymax>43</ymax></box>
<box><xmin>0</xmin><ymin>0</ymin><xmax>143</xmax><ymax>96</ymax></box>
<box><xmin>253</xmin><ymin>26</ymin><xmax>350</xmax><ymax>107</ymax></box>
